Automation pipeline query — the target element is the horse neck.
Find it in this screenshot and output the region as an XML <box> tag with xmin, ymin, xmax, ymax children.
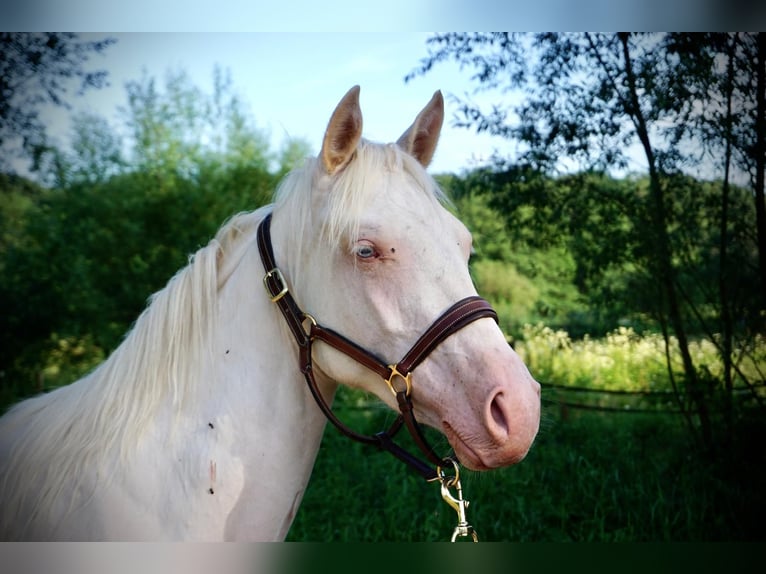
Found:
<box><xmin>200</xmin><ymin>220</ymin><xmax>333</xmax><ymax>538</ymax></box>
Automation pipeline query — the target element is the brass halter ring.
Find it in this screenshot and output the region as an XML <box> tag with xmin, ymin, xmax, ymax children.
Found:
<box><xmin>302</xmin><ymin>312</ymin><xmax>317</xmax><ymax>335</ymax></box>
<box><xmin>436</xmin><ymin>458</ymin><xmax>460</xmax><ymax>487</ymax></box>
<box><xmin>385</xmin><ymin>364</ymin><xmax>412</xmax><ymax>398</ymax></box>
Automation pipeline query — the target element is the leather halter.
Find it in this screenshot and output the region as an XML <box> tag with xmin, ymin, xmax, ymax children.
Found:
<box><xmin>257</xmin><ymin>212</ymin><xmax>498</xmax><ymax>481</ymax></box>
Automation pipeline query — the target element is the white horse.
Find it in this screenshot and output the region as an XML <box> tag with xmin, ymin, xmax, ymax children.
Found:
<box><xmin>0</xmin><ymin>86</ymin><xmax>540</xmax><ymax>541</ymax></box>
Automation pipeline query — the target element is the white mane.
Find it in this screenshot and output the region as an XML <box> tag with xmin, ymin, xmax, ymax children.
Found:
<box><xmin>0</xmin><ymin>206</ymin><xmax>268</xmax><ymax>536</ymax></box>
<box><xmin>273</xmin><ymin>140</ymin><xmax>447</xmax><ymax>282</ymax></box>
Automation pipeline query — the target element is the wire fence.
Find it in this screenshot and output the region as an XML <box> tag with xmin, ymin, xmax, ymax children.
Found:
<box><xmin>540</xmin><ymin>381</ymin><xmax>764</xmax><ymax>415</ymax></box>
<box><xmin>331</xmin><ymin>381</ymin><xmax>765</xmax><ymax>418</ymax></box>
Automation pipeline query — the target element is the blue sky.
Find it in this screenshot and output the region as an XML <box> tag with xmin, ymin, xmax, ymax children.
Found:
<box><xmin>3</xmin><ymin>0</ymin><xmax>751</xmax><ymax>32</ymax></box>
<box><xmin>7</xmin><ymin>1</ymin><xmax>763</xmax><ymax>176</ymax></box>
<box><xmin>42</xmin><ymin>33</ymin><xmax>513</xmax><ymax>175</ymax></box>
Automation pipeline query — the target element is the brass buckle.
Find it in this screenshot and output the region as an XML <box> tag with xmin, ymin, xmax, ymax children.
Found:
<box><xmin>385</xmin><ymin>365</ymin><xmax>412</xmax><ymax>398</ymax></box>
<box><xmin>263</xmin><ymin>268</ymin><xmax>289</xmax><ymax>302</ymax></box>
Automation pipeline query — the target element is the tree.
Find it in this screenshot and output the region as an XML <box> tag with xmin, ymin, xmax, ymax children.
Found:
<box><xmin>56</xmin><ymin>111</ymin><xmax>127</xmax><ymax>186</ymax></box>
<box><xmin>0</xmin><ymin>66</ymin><xmax>302</xmax><ymax>403</ymax></box>
<box><xmin>750</xmin><ymin>33</ymin><xmax>766</xmax><ymax>308</ymax></box>
<box><xmin>408</xmin><ymin>33</ymin><xmax>764</xmax><ymax>454</ymax></box>
<box><xmin>0</xmin><ymin>33</ymin><xmax>115</xmax><ymax>174</ymax></box>
<box><xmin>657</xmin><ymin>33</ymin><xmax>766</xmax><ymax>437</ymax></box>
<box><xmin>437</xmin><ymin>171</ymin><xmax>591</xmax><ymax>337</ymax></box>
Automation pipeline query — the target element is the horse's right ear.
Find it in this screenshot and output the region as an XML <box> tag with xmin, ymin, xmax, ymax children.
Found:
<box><xmin>396</xmin><ymin>90</ymin><xmax>444</xmax><ymax>167</ymax></box>
<box><xmin>320</xmin><ymin>85</ymin><xmax>363</xmax><ymax>175</ymax></box>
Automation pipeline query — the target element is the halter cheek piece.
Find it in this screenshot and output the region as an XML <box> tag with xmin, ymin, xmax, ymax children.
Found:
<box><xmin>257</xmin><ymin>212</ymin><xmax>498</xmax><ymax>481</ymax></box>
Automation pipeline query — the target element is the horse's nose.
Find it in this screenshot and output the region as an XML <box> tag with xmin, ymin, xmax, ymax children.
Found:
<box><xmin>489</xmin><ymin>392</ymin><xmax>511</xmax><ymax>436</ymax></box>
<box><xmin>485</xmin><ymin>378</ymin><xmax>541</xmax><ymax>464</ymax></box>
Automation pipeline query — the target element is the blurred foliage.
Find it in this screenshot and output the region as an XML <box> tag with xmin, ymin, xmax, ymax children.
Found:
<box><xmin>441</xmin><ymin>168</ymin><xmax>760</xmax><ymax>343</ymax></box>
<box><xmin>0</xmin><ymin>33</ymin><xmax>115</xmax><ymax>175</ymax></box>
<box><xmin>0</xmin><ymin>66</ymin><xmax>311</xmax><ymax>403</ymax></box>
<box><xmin>438</xmin><ymin>173</ymin><xmax>589</xmax><ymax>338</ymax></box>
<box><xmin>517</xmin><ymin>324</ymin><xmax>765</xmax><ymax>401</ymax></box>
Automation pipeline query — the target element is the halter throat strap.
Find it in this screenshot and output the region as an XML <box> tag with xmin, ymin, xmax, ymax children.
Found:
<box><xmin>256</xmin><ymin>212</ymin><xmax>498</xmax><ymax>480</ymax></box>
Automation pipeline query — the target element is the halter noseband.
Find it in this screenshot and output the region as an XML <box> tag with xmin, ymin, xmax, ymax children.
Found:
<box><xmin>257</xmin><ymin>212</ymin><xmax>498</xmax><ymax>481</ymax></box>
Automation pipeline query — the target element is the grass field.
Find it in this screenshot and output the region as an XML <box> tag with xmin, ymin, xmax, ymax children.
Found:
<box><xmin>287</xmin><ymin>387</ymin><xmax>765</xmax><ymax>542</ymax></box>
<box><xmin>287</xmin><ymin>326</ymin><xmax>766</xmax><ymax>542</ymax></box>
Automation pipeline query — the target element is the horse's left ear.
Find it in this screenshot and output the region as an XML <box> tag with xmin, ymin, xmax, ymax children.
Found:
<box><xmin>396</xmin><ymin>90</ymin><xmax>444</xmax><ymax>167</ymax></box>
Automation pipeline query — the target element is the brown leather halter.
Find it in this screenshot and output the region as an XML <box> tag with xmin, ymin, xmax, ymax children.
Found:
<box><xmin>257</xmin><ymin>212</ymin><xmax>498</xmax><ymax>481</ymax></box>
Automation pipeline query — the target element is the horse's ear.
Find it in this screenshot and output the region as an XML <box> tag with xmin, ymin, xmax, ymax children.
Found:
<box><xmin>396</xmin><ymin>90</ymin><xmax>444</xmax><ymax>167</ymax></box>
<box><xmin>321</xmin><ymin>85</ymin><xmax>363</xmax><ymax>175</ymax></box>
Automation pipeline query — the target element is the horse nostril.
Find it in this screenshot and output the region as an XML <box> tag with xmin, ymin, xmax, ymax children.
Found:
<box><xmin>489</xmin><ymin>392</ymin><xmax>510</xmax><ymax>437</ymax></box>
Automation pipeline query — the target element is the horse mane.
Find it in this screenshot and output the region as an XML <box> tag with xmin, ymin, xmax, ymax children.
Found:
<box><xmin>0</xmin><ymin>206</ymin><xmax>269</xmax><ymax>537</ymax></box>
<box><xmin>272</xmin><ymin>139</ymin><xmax>448</xmax><ymax>285</ymax></box>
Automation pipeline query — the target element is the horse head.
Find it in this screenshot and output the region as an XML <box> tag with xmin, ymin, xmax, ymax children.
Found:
<box><xmin>270</xmin><ymin>86</ymin><xmax>540</xmax><ymax>471</ymax></box>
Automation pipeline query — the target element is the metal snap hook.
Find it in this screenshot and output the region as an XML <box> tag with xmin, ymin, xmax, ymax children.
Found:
<box><xmin>437</xmin><ymin>459</ymin><xmax>478</xmax><ymax>542</ymax></box>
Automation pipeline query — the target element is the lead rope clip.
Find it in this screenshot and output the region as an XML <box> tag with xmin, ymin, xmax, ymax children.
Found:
<box><xmin>437</xmin><ymin>460</ymin><xmax>479</xmax><ymax>542</ymax></box>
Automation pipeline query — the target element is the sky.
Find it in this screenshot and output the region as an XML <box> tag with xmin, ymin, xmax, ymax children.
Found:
<box><xmin>4</xmin><ymin>0</ymin><xmax>759</xmax><ymax>32</ymax></box>
<box><xmin>7</xmin><ymin>0</ymin><xmax>765</xmax><ymax>178</ymax></box>
<box><xmin>40</xmin><ymin>33</ymin><xmax>516</xmax><ymax>175</ymax></box>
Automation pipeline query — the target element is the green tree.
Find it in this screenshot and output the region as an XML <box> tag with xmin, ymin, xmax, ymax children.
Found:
<box><xmin>56</xmin><ymin>111</ymin><xmax>127</xmax><ymax>186</ymax></box>
<box><xmin>438</xmin><ymin>170</ymin><xmax>592</xmax><ymax>337</ymax></box>
<box><xmin>0</xmin><ymin>66</ymin><xmax>292</xmax><ymax>404</ymax></box>
<box><xmin>409</xmin><ymin>32</ymin><xmax>764</xmax><ymax>454</ymax></box>
<box><xmin>0</xmin><ymin>33</ymin><xmax>115</xmax><ymax>174</ymax></box>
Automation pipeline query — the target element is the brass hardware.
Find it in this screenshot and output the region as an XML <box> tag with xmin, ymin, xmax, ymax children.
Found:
<box><xmin>302</xmin><ymin>313</ymin><xmax>317</xmax><ymax>336</ymax></box>
<box><xmin>385</xmin><ymin>365</ymin><xmax>412</xmax><ymax>397</ymax></box>
<box><xmin>436</xmin><ymin>458</ymin><xmax>460</xmax><ymax>486</ymax></box>
<box><xmin>437</xmin><ymin>460</ymin><xmax>478</xmax><ymax>542</ymax></box>
<box><xmin>263</xmin><ymin>268</ymin><xmax>289</xmax><ymax>302</ymax></box>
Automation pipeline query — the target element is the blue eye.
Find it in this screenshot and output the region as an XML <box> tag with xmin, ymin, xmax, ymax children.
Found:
<box><xmin>356</xmin><ymin>244</ymin><xmax>377</xmax><ymax>259</ymax></box>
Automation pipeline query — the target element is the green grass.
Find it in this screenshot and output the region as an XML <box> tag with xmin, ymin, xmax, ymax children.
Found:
<box><xmin>286</xmin><ymin>386</ymin><xmax>765</xmax><ymax>542</ymax></box>
<box><xmin>286</xmin><ymin>326</ymin><xmax>765</xmax><ymax>541</ymax></box>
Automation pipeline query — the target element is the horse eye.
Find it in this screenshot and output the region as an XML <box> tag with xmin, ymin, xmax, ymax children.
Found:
<box><xmin>355</xmin><ymin>244</ymin><xmax>377</xmax><ymax>259</ymax></box>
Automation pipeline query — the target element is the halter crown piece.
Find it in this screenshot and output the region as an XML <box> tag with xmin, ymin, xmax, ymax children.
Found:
<box><xmin>257</xmin><ymin>212</ymin><xmax>496</xmax><ymax>541</ymax></box>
